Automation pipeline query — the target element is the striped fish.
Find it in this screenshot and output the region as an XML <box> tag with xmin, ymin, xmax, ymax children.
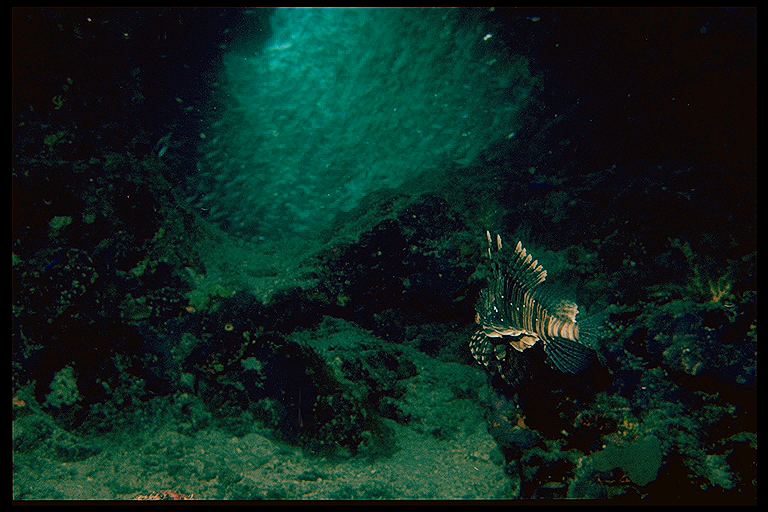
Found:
<box><xmin>470</xmin><ymin>231</ymin><xmax>602</xmax><ymax>380</ymax></box>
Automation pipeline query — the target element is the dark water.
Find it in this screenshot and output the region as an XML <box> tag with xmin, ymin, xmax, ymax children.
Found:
<box><xmin>12</xmin><ymin>7</ymin><xmax>756</xmax><ymax>502</ymax></box>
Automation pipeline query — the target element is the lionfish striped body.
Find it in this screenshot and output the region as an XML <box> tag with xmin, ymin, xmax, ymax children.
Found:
<box><xmin>470</xmin><ymin>231</ymin><xmax>601</xmax><ymax>380</ymax></box>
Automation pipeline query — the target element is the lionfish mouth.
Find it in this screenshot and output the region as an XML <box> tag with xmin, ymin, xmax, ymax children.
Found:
<box><xmin>469</xmin><ymin>231</ymin><xmax>601</xmax><ymax>379</ymax></box>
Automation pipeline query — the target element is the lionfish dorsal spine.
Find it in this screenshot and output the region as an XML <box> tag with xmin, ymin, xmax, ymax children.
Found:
<box><xmin>487</xmin><ymin>234</ymin><xmax>548</xmax><ymax>332</ymax></box>
<box><xmin>506</xmin><ymin>237</ymin><xmax>548</xmax><ymax>294</ymax></box>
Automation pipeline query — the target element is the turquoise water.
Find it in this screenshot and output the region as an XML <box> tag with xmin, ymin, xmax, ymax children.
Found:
<box><xmin>193</xmin><ymin>8</ymin><xmax>534</xmax><ymax>241</ymax></box>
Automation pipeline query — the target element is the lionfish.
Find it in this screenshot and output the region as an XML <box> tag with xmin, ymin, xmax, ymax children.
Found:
<box><xmin>470</xmin><ymin>231</ymin><xmax>603</xmax><ymax>381</ymax></box>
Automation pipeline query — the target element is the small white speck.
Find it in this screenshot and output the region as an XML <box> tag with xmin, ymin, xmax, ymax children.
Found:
<box><xmin>483</xmin><ymin>33</ymin><xmax>493</xmax><ymax>41</ymax></box>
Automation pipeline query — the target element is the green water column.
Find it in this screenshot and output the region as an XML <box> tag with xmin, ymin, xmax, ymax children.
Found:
<box><xmin>195</xmin><ymin>8</ymin><xmax>535</xmax><ymax>241</ymax></box>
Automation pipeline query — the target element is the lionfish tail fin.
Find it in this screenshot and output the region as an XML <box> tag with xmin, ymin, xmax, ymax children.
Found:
<box><xmin>577</xmin><ymin>308</ymin><xmax>609</xmax><ymax>365</ymax></box>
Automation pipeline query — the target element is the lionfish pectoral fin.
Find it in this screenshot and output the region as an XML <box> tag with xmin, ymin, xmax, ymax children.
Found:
<box><xmin>469</xmin><ymin>329</ymin><xmax>493</xmax><ymax>368</ymax></box>
<box><xmin>543</xmin><ymin>337</ymin><xmax>593</xmax><ymax>374</ymax></box>
<box><xmin>509</xmin><ymin>335</ymin><xmax>538</xmax><ymax>352</ymax></box>
<box><xmin>574</xmin><ymin>309</ymin><xmax>609</xmax><ymax>354</ymax></box>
